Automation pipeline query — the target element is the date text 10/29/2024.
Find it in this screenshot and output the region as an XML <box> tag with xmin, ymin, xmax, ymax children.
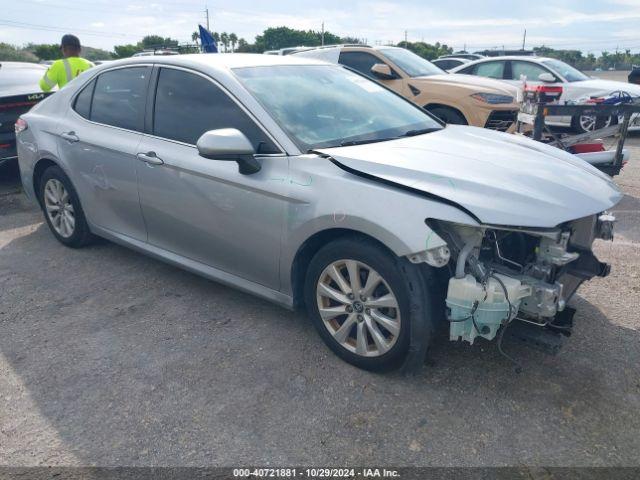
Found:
<box><xmin>233</xmin><ymin>468</ymin><xmax>400</xmax><ymax>478</ymax></box>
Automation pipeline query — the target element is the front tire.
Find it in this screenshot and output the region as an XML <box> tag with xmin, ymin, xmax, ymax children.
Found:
<box><xmin>39</xmin><ymin>165</ymin><xmax>94</xmax><ymax>248</ymax></box>
<box><xmin>426</xmin><ymin>106</ymin><xmax>468</xmax><ymax>125</ymax></box>
<box><xmin>304</xmin><ymin>237</ymin><xmax>436</xmax><ymax>371</ymax></box>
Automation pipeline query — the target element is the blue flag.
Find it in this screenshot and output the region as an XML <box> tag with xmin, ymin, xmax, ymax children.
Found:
<box><xmin>198</xmin><ymin>24</ymin><xmax>218</xmax><ymax>53</ymax></box>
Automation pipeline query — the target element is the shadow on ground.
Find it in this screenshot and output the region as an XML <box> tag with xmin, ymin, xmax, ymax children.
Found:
<box><xmin>1</xmin><ymin>219</ymin><xmax>639</xmax><ymax>467</ymax></box>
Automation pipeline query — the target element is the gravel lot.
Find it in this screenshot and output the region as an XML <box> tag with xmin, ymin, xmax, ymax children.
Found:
<box><xmin>0</xmin><ymin>131</ymin><xmax>639</xmax><ymax>468</ymax></box>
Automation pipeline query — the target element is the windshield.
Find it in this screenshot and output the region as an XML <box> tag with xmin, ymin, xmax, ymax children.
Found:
<box><xmin>378</xmin><ymin>48</ymin><xmax>445</xmax><ymax>77</ymax></box>
<box><xmin>234</xmin><ymin>65</ymin><xmax>442</xmax><ymax>151</ymax></box>
<box><xmin>541</xmin><ymin>59</ymin><xmax>589</xmax><ymax>82</ymax></box>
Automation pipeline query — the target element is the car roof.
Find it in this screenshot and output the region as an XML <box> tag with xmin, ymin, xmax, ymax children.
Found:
<box><xmin>433</xmin><ymin>57</ymin><xmax>470</xmax><ymax>62</ymax></box>
<box><xmin>449</xmin><ymin>55</ymin><xmax>556</xmax><ymax>73</ymax></box>
<box><xmin>462</xmin><ymin>56</ymin><xmax>551</xmax><ymax>63</ymax></box>
<box><xmin>102</xmin><ymin>53</ymin><xmax>331</xmax><ymax>70</ymax></box>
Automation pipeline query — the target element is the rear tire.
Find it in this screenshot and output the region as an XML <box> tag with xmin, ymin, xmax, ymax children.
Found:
<box><xmin>426</xmin><ymin>106</ymin><xmax>468</xmax><ymax>125</ymax></box>
<box><xmin>304</xmin><ymin>236</ymin><xmax>438</xmax><ymax>371</ymax></box>
<box><xmin>38</xmin><ymin>165</ymin><xmax>94</xmax><ymax>248</ymax></box>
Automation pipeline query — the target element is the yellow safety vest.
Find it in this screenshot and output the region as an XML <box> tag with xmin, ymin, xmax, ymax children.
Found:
<box><xmin>39</xmin><ymin>57</ymin><xmax>94</xmax><ymax>92</ymax></box>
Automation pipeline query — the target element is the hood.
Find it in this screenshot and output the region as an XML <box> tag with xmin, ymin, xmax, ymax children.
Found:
<box><xmin>571</xmin><ymin>78</ymin><xmax>640</xmax><ymax>97</ymax></box>
<box><xmin>318</xmin><ymin>126</ymin><xmax>622</xmax><ymax>228</ymax></box>
<box><xmin>415</xmin><ymin>73</ymin><xmax>518</xmax><ymax>96</ymax></box>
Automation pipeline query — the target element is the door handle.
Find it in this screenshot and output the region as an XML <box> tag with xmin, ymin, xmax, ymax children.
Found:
<box><xmin>136</xmin><ymin>151</ymin><xmax>164</xmax><ymax>165</ymax></box>
<box><xmin>60</xmin><ymin>131</ymin><xmax>79</xmax><ymax>143</ymax></box>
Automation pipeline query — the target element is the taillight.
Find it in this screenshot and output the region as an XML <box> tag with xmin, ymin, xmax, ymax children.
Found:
<box><xmin>15</xmin><ymin>118</ymin><xmax>28</xmax><ymax>134</ymax></box>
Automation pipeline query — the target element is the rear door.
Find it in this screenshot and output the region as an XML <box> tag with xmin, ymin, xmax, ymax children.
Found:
<box><xmin>469</xmin><ymin>60</ymin><xmax>509</xmax><ymax>82</ymax></box>
<box><xmin>57</xmin><ymin>66</ymin><xmax>150</xmax><ymax>241</ymax></box>
<box><xmin>135</xmin><ymin>66</ymin><xmax>287</xmax><ymax>289</ymax></box>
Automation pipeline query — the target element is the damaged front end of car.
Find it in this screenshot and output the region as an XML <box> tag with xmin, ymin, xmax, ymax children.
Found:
<box><xmin>423</xmin><ymin>213</ymin><xmax>616</xmax><ymax>350</ymax></box>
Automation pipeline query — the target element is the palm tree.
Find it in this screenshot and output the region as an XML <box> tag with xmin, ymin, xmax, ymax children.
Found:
<box><xmin>212</xmin><ymin>32</ymin><xmax>220</xmax><ymax>50</ymax></box>
<box><xmin>191</xmin><ymin>31</ymin><xmax>199</xmax><ymax>45</ymax></box>
<box><xmin>229</xmin><ymin>33</ymin><xmax>238</xmax><ymax>53</ymax></box>
<box><xmin>220</xmin><ymin>32</ymin><xmax>229</xmax><ymax>53</ymax></box>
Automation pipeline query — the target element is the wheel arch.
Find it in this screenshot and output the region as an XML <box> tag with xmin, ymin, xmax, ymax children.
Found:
<box><xmin>290</xmin><ymin>228</ymin><xmax>396</xmax><ymax>310</ymax></box>
<box><xmin>423</xmin><ymin>103</ymin><xmax>468</xmax><ymax>124</ymax></box>
<box><xmin>32</xmin><ymin>158</ymin><xmax>60</xmax><ymax>206</ymax></box>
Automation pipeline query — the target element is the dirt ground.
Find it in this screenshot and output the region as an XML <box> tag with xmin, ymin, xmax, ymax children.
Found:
<box><xmin>0</xmin><ymin>132</ymin><xmax>639</xmax><ymax>467</ymax></box>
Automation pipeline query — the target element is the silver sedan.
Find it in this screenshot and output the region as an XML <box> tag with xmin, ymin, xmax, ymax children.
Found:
<box><xmin>17</xmin><ymin>54</ymin><xmax>621</xmax><ymax>371</ymax></box>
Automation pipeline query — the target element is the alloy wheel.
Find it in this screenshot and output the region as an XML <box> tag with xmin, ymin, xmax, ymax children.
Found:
<box><xmin>579</xmin><ymin>114</ymin><xmax>612</xmax><ymax>132</ymax></box>
<box><xmin>316</xmin><ymin>259</ymin><xmax>401</xmax><ymax>357</ymax></box>
<box><xmin>44</xmin><ymin>178</ymin><xmax>75</xmax><ymax>238</ymax></box>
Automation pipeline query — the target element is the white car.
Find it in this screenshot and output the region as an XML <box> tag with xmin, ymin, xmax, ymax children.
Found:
<box><xmin>451</xmin><ymin>56</ymin><xmax>640</xmax><ymax>133</ymax></box>
<box><xmin>432</xmin><ymin>57</ymin><xmax>471</xmax><ymax>72</ymax></box>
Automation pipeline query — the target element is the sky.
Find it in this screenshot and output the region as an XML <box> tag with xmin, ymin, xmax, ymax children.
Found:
<box><xmin>1</xmin><ymin>0</ymin><xmax>640</xmax><ymax>54</ymax></box>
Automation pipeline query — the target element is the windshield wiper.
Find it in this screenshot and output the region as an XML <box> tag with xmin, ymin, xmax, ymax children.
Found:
<box><xmin>401</xmin><ymin>127</ymin><xmax>442</xmax><ymax>137</ymax></box>
<box><xmin>339</xmin><ymin>137</ymin><xmax>395</xmax><ymax>147</ymax></box>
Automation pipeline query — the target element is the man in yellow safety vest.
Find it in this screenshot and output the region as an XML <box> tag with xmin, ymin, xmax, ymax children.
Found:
<box><xmin>39</xmin><ymin>34</ymin><xmax>94</xmax><ymax>92</ymax></box>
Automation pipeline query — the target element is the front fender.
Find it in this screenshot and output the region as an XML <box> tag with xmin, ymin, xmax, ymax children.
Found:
<box><xmin>278</xmin><ymin>155</ymin><xmax>478</xmax><ymax>296</ymax></box>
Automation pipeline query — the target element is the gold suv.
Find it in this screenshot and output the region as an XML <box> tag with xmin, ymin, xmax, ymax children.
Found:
<box><xmin>295</xmin><ymin>45</ymin><xmax>520</xmax><ymax>131</ymax></box>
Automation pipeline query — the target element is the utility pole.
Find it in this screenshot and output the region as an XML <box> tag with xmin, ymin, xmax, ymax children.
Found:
<box><xmin>522</xmin><ymin>28</ymin><xmax>526</xmax><ymax>50</ymax></box>
<box><xmin>321</xmin><ymin>21</ymin><xmax>325</xmax><ymax>46</ymax></box>
<box><xmin>404</xmin><ymin>30</ymin><xmax>408</xmax><ymax>46</ymax></box>
<box><xmin>205</xmin><ymin>6</ymin><xmax>210</xmax><ymax>30</ymax></box>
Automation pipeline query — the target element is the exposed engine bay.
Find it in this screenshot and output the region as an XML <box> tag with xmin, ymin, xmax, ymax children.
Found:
<box><xmin>422</xmin><ymin>213</ymin><xmax>616</xmax><ymax>348</ymax></box>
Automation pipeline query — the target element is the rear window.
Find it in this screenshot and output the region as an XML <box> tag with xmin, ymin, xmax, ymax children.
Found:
<box><xmin>0</xmin><ymin>65</ymin><xmax>45</xmax><ymax>95</ymax></box>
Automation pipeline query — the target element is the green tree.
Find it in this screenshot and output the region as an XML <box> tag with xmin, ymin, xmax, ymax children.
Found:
<box><xmin>252</xmin><ymin>26</ymin><xmax>342</xmax><ymax>53</ymax></box>
<box><xmin>113</xmin><ymin>44</ymin><xmax>139</xmax><ymax>58</ymax></box>
<box><xmin>340</xmin><ymin>37</ymin><xmax>363</xmax><ymax>45</ymax></box>
<box><xmin>192</xmin><ymin>31</ymin><xmax>200</xmax><ymax>43</ymax></box>
<box><xmin>220</xmin><ymin>32</ymin><xmax>229</xmax><ymax>52</ymax></box>
<box><xmin>0</xmin><ymin>43</ymin><xmax>38</xmax><ymax>62</ymax></box>
<box><xmin>140</xmin><ymin>35</ymin><xmax>178</xmax><ymax>50</ymax></box>
<box><xmin>236</xmin><ymin>38</ymin><xmax>259</xmax><ymax>53</ymax></box>
<box><xmin>32</xmin><ymin>44</ymin><xmax>61</xmax><ymax>61</ymax></box>
<box><xmin>229</xmin><ymin>33</ymin><xmax>238</xmax><ymax>52</ymax></box>
<box><xmin>397</xmin><ymin>41</ymin><xmax>452</xmax><ymax>60</ymax></box>
<box><xmin>82</xmin><ymin>46</ymin><xmax>113</xmax><ymax>61</ymax></box>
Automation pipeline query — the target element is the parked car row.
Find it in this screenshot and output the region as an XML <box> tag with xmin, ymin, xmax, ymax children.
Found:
<box><xmin>450</xmin><ymin>55</ymin><xmax>640</xmax><ymax>133</ymax></box>
<box><xmin>16</xmin><ymin>54</ymin><xmax>621</xmax><ymax>371</ymax></box>
<box><xmin>294</xmin><ymin>46</ymin><xmax>520</xmax><ymax>132</ymax></box>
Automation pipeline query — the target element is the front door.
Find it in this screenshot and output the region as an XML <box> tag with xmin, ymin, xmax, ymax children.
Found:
<box><xmin>338</xmin><ymin>50</ymin><xmax>408</xmax><ymax>96</ymax></box>
<box><xmin>136</xmin><ymin>66</ymin><xmax>287</xmax><ymax>289</ymax></box>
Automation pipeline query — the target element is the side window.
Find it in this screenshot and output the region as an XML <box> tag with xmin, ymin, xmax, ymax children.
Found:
<box><xmin>473</xmin><ymin>61</ymin><xmax>506</xmax><ymax>79</ymax></box>
<box><xmin>511</xmin><ymin>61</ymin><xmax>553</xmax><ymax>81</ymax></box>
<box><xmin>90</xmin><ymin>67</ymin><xmax>149</xmax><ymax>132</ymax></box>
<box><xmin>73</xmin><ymin>78</ymin><xmax>95</xmax><ymax>119</ymax></box>
<box><xmin>434</xmin><ymin>60</ymin><xmax>452</xmax><ymax>70</ymax></box>
<box><xmin>457</xmin><ymin>65</ymin><xmax>475</xmax><ymax>75</ymax></box>
<box><xmin>152</xmin><ymin>68</ymin><xmax>278</xmax><ymax>153</ymax></box>
<box><xmin>339</xmin><ymin>52</ymin><xmax>394</xmax><ymax>79</ymax></box>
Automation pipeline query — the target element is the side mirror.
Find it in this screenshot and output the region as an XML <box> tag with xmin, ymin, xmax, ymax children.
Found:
<box><xmin>538</xmin><ymin>72</ymin><xmax>556</xmax><ymax>83</ymax></box>
<box><xmin>196</xmin><ymin>128</ymin><xmax>261</xmax><ymax>175</ymax></box>
<box><xmin>371</xmin><ymin>63</ymin><xmax>395</xmax><ymax>80</ymax></box>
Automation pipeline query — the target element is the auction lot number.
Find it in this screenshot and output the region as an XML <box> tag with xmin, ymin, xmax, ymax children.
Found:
<box><xmin>233</xmin><ymin>468</ymin><xmax>399</xmax><ymax>478</ymax></box>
